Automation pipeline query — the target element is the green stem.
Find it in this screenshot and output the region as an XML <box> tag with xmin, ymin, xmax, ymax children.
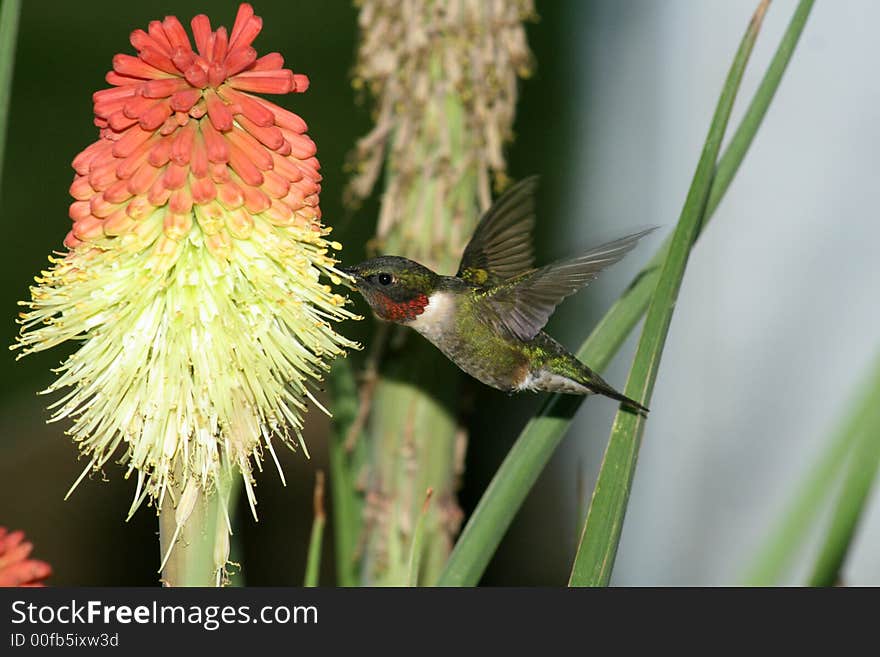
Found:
<box><xmin>304</xmin><ymin>471</ymin><xmax>326</xmax><ymax>587</ymax></box>
<box><xmin>359</xmin><ymin>56</ymin><xmax>477</xmax><ymax>586</ymax></box>
<box><xmin>438</xmin><ymin>0</ymin><xmax>815</xmax><ymax>588</ymax></box>
<box><xmin>346</xmin><ymin>1</ymin><xmax>529</xmax><ymax>587</ymax></box>
<box><xmin>407</xmin><ymin>488</ymin><xmax>434</xmax><ymax>586</ymax></box>
<box><xmin>0</xmin><ymin>0</ymin><xmax>21</xmax><ymax>194</ymax></box>
<box><xmin>362</xmin><ymin>340</ymin><xmax>462</xmax><ymax>585</ymax></box>
<box><xmin>159</xmin><ymin>469</ymin><xmax>235</xmax><ymax>587</ymax></box>
<box><xmin>327</xmin><ymin>360</ymin><xmax>365</xmax><ymax>586</ymax></box>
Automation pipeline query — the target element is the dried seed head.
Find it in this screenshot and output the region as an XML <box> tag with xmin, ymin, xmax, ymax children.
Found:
<box><xmin>346</xmin><ymin>0</ymin><xmax>534</xmax><ymax>269</ymax></box>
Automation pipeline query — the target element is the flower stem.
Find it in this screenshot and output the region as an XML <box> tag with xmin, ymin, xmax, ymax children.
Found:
<box><xmin>158</xmin><ymin>468</ymin><xmax>236</xmax><ymax>587</ymax></box>
<box><xmin>327</xmin><ymin>360</ymin><xmax>367</xmax><ymax>586</ymax></box>
<box><xmin>303</xmin><ymin>471</ymin><xmax>326</xmax><ymax>587</ymax></box>
<box><xmin>408</xmin><ymin>488</ymin><xmax>434</xmax><ymax>586</ymax></box>
<box><xmin>362</xmin><ymin>340</ymin><xmax>464</xmax><ymax>585</ymax></box>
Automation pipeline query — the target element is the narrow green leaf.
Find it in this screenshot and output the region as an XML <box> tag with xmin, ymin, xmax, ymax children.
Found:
<box><xmin>742</xmin><ymin>440</ymin><xmax>849</xmax><ymax>586</ymax></box>
<box><xmin>0</xmin><ymin>0</ymin><xmax>22</xmax><ymax>193</ymax></box>
<box><xmin>741</xmin><ymin>360</ymin><xmax>879</xmax><ymax>585</ymax></box>
<box><xmin>708</xmin><ymin>0</ymin><xmax>816</xmax><ymax>218</ymax></box>
<box><xmin>304</xmin><ymin>471</ymin><xmax>326</xmax><ymax>587</ymax></box>
<box><xmin>407</xmin><ymin>488</ymin><xmax>434</xmax><ymax>586</ymax></box>
<box><xmin>569</xmin><ymin>0</ymin><xmax>771</xmax><ymax>588</ymax></box>
<box><xmin>437</xmin><ymin>0</ymin><xmax>814</xmax><ymax>587</ymax></box>
<box><xmin>327</xmin><ymin>360</ymin><xmax>366</xmax><ymax>586</ymax></box>
<box><xmin>805</xmin><ymin>355</ymin><xmax>880</xmax><ymax>587</ymax></box>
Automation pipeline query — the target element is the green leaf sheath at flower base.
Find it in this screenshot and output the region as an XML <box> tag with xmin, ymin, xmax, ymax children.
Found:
<box><xmin>304</xmin><ymin>472</ymin><xmax>327</xmax><ymax>587</ymax></box>
<box><xmin>438</xmin><ymin>0</ymin><xmax>814</xmax><ymax>588</ymax></box>
<box><xmin>159</xmin><ymin>468</ymin><xmax>236</xmax><ymax>587</ymax></box>
<box><xmin>0</xmin><ymin>0</ymin><xmax>21</xmax><ymax>193</ymax></box>
<box><xmin>569</xmin><ymin>0</ymin><xmax>770</xmax><ymax>588</ymax></box>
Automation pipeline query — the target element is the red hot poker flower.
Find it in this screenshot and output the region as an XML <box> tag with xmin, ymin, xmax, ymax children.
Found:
<box><xmin>16</xmin><ymin>2</ymin><xmax>358</xmax><ymax>550</ymax></box>
<box><xmin>0</xmin><ymin>527</ymin><xmax>52</xmax><ymax>587</ymax></box>
<box><xmin>69</xmin><ymin>2</ymin><xmax>320</xmax><ymax>265</ymax></box>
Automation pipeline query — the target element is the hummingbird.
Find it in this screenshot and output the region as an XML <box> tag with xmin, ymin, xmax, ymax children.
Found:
<box><xmin>342</xmin><ymin>177</ymin><xmax>655</xmax><ymax>413</ymax></box>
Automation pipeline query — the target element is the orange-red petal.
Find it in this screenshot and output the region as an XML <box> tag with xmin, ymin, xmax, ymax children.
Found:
<box><xmin>66</xmin><ymin>3</ymin><xmax>323</xmax><ymax>251</ymax></box>
<box><xmin>113</xmin><ymin>53</ymin><xmax>170</xmax><ymax>80</ymax></box>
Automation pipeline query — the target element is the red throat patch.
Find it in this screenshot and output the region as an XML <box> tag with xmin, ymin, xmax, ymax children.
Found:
<box><xmin>375</xmin><ymin>292</ymin><xmax>430</xmax><ymax>322</ymax></box>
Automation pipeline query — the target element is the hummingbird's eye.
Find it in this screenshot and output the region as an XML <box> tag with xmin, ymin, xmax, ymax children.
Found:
<box><xmin>377</xmin><ymin>273</ymin><xmax>393</xmax><ymax>286</ymax></box>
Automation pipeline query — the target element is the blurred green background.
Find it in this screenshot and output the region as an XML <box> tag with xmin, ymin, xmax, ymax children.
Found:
<box><xmin>3</xmin><ymin>1</ymin><xmax>879</xmax><ymax>585</ymax></box>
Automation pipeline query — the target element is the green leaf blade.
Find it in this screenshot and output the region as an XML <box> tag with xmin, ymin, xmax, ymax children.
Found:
<box><xmin>569</xmin><ymin>0</ymin><xmax>771</xmax><ymax>588</ymax></box>
<box><xmin>0</xmin><ymin>0</ymin><xmax>22</xmax><ymax>194</ymax></box>
<box><xmin>741</xmin><ymin>363</ymin><xmax>874</xmax><ymax>586</ymax></box>
<box><xmin>806</xmin><ymin>354</ymin><xmax>880</xmax><ymax>586</ymax></box>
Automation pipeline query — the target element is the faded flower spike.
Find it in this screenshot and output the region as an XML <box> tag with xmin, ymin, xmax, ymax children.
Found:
<box><xmin>13</xmin><ymin>4</ymin><xmax>358</xmax><ymax>521</ymax></box>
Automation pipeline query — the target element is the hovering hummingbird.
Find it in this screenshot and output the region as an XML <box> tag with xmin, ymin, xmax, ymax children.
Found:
<box><xmin>342</xmin><ymin>177</ymin><xmax>655</xmax><ymax>413</ymax></box>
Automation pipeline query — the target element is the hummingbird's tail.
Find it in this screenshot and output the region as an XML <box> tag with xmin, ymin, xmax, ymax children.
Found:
<box><xmin>525</xmin><ymin>333</ymin><xmax>649</xmax><ymax>413</ymax></box>
<box><xmin>583</xmin><ymin>374</ymin><xmax>650</xmax><ymax>415</ymax></box>
<box><xmin>542</xmin><ymin>348</ymin><xmax>649</xmax><ymax>414</ymax></box>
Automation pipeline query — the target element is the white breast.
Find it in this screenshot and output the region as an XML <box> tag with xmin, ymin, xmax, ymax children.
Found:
<box><xmin>407</xmin><ymin>290</ymin><xmax>456</xmax><ymax>341</ymax></box>
<box><xmin>518</xmin><ymin>370</ymin><xmax>589</xmax><ymax>394</ymax></box>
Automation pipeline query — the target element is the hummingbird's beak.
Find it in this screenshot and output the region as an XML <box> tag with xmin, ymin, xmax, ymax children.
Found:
<box><xmin>337</xmin><ymin>266</ymin><xmax>361</xmax><ymax>289</ymax></box>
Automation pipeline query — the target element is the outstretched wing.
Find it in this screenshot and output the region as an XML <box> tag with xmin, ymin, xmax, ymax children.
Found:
<box><xmin>481</xmin><ymin>228</ymin><xmax>657</xmax><ymax>342</ymax></box>
<box><xmin>457</xmin><ymin>176</ymin><xmax>538</xmax><ymax>285</ymax></box>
